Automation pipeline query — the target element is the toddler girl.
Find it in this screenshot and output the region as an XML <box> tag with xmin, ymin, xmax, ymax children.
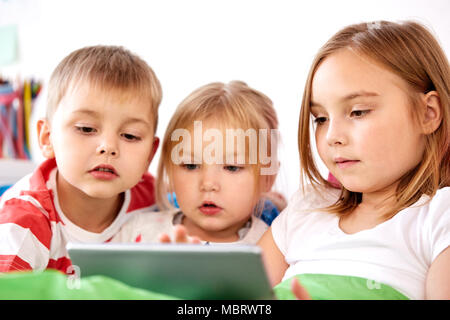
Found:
<box><xmin>116</xmin><ymin>81</ymin><xmax>281</xmax><ymax>244</ymax></box>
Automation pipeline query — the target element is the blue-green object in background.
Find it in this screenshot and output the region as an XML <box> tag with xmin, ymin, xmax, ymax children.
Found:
<box><xmin>0</xmin><ymin>184</ymin><xmax>11</xmax><ymax>196</ymax></box>
<box><xmin>0</xmin><ymin>24</ymin><xmax>18</xmax><ymax>66</ymax></box>
<box><xmin>0</xmin><ymin>269</ymin><xmax>179</xmax><ymax>300</ymax></box>
<box><xmin>274</xmin><ymin>273</ymin><xmax>410</xmax><ymax>300</ymax></box>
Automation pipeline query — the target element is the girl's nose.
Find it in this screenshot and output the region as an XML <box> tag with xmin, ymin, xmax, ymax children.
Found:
<box><xmin>326</xmin><ymin>119</ymin><xmax>348</xmax><ymax>146</ymax></box>
<box><xmin>200</xmin><ymin>167</ymin><xmax>220</xmax><ymax>192</ymax></box>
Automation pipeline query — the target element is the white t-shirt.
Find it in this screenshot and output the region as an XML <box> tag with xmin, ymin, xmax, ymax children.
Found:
<box><xmin>271</xmin><ymin>186</ymin><xmax>450</xmax><ymax>300</ymax></box>
<box><xmin>114</xmin><ymin>209</ymin><xmax>268</xmax><ymax>245</ymax></box>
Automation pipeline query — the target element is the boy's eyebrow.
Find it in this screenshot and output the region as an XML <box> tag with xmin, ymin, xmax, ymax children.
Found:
<box><xmin>122</xmin><ymin>117</ymin><xmax>151</xmax><ymax>126</ymax></box>
<box><xmin>72</xmin><ymin>109</ymin><xmax>99</xmax><ymax>117</ymax></box>
<box><xmin>310</xmin><ymin>90</ymin><xmax>379</xmax><ymax>108</ymax></box>
<box><xmin>72</xmin><ymin>109</ymin><xmax>151</xmax><ymax>126</ymax></box>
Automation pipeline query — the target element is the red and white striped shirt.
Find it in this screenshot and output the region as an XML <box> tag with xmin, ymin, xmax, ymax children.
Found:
<box><xmin>0</xmin><ymin>158</ymin><xmax>156</xmax><ymax>274</ymax></box>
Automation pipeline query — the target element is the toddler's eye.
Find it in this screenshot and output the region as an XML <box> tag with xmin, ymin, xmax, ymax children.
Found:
<box><xmin>121</xmin><ymin>133</ymin><xmax>141</xmax><ymax>141</ymax></box>
<box><xmin>76</xmin><ymin>126</ymin><xmax>96</xmax><ymax>134</ymax></box>
<box><xmin>350</xmin><ymin>110</ymin><xmax>371</xmax><ymax>118</ymax></box>
<box><xmin>224</xmin><ymin>165</ymin><xmax>242</xmax><ymax>172</ymax></box>
<box><xmin>182</xmin><ymin>164</ymin><xmax>199</xmax><ymax>170</ymax></box>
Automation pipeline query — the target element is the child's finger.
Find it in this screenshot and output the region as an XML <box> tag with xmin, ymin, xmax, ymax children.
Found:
<box><xmin>173</xmin><ymin>225</ymin><xmax>190</xmax><ymax>243</ymax></box>
<box><xmin>158</xmin><ymin>233</ymin><xmax>171</xmax><ymax>243</ymax></box>
<box><xmin>190</xmin><ymin>236</ymin><xmax>202</xmax><ymax>244</ymax></box>
<box><xmin>291</xmin><ymin>277</ymin><xmax>311</xmax><ymax>300</ymax></box>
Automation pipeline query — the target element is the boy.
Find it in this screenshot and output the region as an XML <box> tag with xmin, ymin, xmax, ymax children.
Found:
<box><xmin>0</xmin><ymin>46</ymin><xmax>161</xmax><ymax>273</ymax></box>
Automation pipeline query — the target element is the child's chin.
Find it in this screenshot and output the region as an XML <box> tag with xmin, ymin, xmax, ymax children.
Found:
<box><xmin>339</xmin><ymin>181</ymin><xmax>368</xmax><ymax>194</ymax></box>
<box><xmin>81</xmin><ymin>187</ymin><xmax>124</xmax><ymax>200</ymax></box>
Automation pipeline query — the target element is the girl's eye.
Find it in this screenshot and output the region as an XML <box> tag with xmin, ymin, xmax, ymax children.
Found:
<box><xmin>182</xmin><ymin>164</ymin><xmax>199</xmax><ymax>170</ymax></box>
<box><xmin>76</xmin><ymin>126</ymin><xmax>96</xmax><ymax>134</ymax></box>
<box><xmin>313</xmin><ymin>117</ymin><xmax>327</xmax><ymax>125</ymax></box>
<box><xmin>121</xmin><ymin>133</ymin><xmax>141</xmax><ymax>141</ymax></box>
<box><xmin>350</xmin><ymin>110</ymin><xmax>371</xmax><ymax>118</ymax></box>
<box><xmin>224</xmin><ymin>165</ymin><xmax>242</xmax><ymax>172</ymax></box>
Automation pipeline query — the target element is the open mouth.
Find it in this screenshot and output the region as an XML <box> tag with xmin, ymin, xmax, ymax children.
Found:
<box><xmin>199</xmin><ymin>202</ymin><xmax>222</xmax><ymax>215</ymax></box>
<box><xmin>94</xmin><ymin>167</ymin><xmax>116</xmax><ymax>174</ymax></box>
<box><xmin>202</xmin><ymin>203</ymin><xmax>217</xmax><ymax>208</ymax></box>
<box><xmin>89</xmin><ymin>165</ymin><xmax>118</xmax><ymax>179</ymax></box>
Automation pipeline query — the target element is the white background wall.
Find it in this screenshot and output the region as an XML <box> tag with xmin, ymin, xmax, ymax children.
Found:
<box><xmin>1</xmin><ymin>0</ymin><xmax>449</xmax><ymax>199</ymax></box>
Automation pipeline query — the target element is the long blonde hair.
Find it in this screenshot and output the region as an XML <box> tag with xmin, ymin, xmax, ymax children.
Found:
<box><xmin>156</xmin><ymin>81</ymin><xmax>279</xmax><ymax>210</ymax></box>
<box><xmin>298</xmin><ymin>20</ymin><xmax>450</xmax><ymax>219</ymax></box>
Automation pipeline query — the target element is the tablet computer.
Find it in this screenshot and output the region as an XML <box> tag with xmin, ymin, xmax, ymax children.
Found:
<box><xmin>66</xmin><ymin>242</ymin><xmax>274</xmax><ymax>300</ymax></box>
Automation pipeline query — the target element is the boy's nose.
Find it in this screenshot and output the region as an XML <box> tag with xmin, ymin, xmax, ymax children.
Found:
<box><xmin>96</xmin><ymin>142</ymin><xmax>119</xmax><ymax>157</ymax></box>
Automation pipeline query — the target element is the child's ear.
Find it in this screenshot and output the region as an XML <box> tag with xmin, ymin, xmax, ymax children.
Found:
<box><xmin>37</xmin><ymin>119</ymin><xmax>55</xmax><ymax>159</ymax></box>
<box><xmin>420</xmin><ymin>91</ymin><xmax>442</xmax><ymax>134</ymax></box>
<box><xmin>148</xmin><ymin>137</ymin><xmax>160</xmax><ymax>164</ymax></box>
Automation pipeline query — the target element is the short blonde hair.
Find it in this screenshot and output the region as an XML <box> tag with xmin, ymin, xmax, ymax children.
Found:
<box><xmin>46</xmin><ymin>45</ymin><xmax>162</xmax><ymax>132</ymax></box>
<box><xmin>156</xmin><ymin>81</ymin><xmax>279</xmax><ymax>209</ymax></box>
<box><xmin>298</xmin><ymin>20</ymin><xmax>450</xmax><ymax>219</ymax></box>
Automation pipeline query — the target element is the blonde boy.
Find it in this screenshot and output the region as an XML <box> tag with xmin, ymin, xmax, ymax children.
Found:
<box><xmin>0</xmin><ymin>46</ymin><xmax>161</xmax><ymax>273</ymax></box>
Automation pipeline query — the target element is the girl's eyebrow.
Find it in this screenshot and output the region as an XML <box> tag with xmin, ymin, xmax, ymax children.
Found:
<box><xmin>310</xmin><ymin>104</ymin><xmax>324</xmax><ymax>112</ymax></box>
<box><xmin>310</xmin><ymin>90</ymin><xmax>379</xmax><ymax>109</ymax></box>
<box><xmin>340</xmin><ymin>91</ymin><xmax>379</xmax><ymax>102</ymax></box>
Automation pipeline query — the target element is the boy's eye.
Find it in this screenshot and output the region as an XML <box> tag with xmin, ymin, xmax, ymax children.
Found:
<box><xmin>224</xmin><ymin>165</ymin><xmax>242</xmax><ymax>172</ymax></box>
<box><xmin>76</xmin><ymin>126</ymin><xmax>96</xmax><ymax>134</ymax></box>
<box><xmin>350</xmin><ymin>110</ymin><xmax>371</xmax><ymax>118</ymax></box>
<box><xmin>182</xmin><ymin>164</ymin><xmax>199</xmax><ymax>170</ymax></box>
<box><xmin>121</xmin><ymin>133</ymin><xmax>141</xmax><ymax>141</ymax></box>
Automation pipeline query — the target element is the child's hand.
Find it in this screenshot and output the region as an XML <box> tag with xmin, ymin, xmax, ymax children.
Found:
<box><xmin>158</xmin><ymin>225</ymin><xmax>202</xmax><ymax>244</ymax></box>
<box><xmin>262</xmin><ymin>191</ymin><xmax>287</xmax><ymax>213</ymax></box>
<box><xmin>291</xmin><ymin>277</ymin><xmax>311</xmax><ymax>300</ymax></box>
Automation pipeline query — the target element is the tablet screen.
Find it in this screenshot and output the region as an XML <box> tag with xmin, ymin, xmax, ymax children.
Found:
<box><xmin>67</xmin><ymin>242</ymin><xmax>274</xmax><ymax>300</ymax></box>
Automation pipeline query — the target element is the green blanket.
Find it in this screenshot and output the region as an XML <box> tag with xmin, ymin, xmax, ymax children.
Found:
<box><xmin>0</xmin><ymin>269</ymin><xmax>177</xmax><ymax>300</ymax></box>
<box><xmin>274</xmin><ymin>273</ymin><xmax>410</xmax><ymax>300</ymax></box>
<box><xmin>0</xmin><ymin>270</ymin><xmax>410</xmax><ymax>300</ymax></box>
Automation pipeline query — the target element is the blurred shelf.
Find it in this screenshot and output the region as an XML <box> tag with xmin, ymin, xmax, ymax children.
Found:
<box><xmin>0</xmin><ymin>159</ymin><xmax>36</xmax><ymax>185</ymax></box>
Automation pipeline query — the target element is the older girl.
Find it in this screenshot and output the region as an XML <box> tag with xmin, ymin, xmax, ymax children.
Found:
<box><xmin>260</xmin><ymin>20</ymin><xmax>449</xmax><ymax>300</ymax></box>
